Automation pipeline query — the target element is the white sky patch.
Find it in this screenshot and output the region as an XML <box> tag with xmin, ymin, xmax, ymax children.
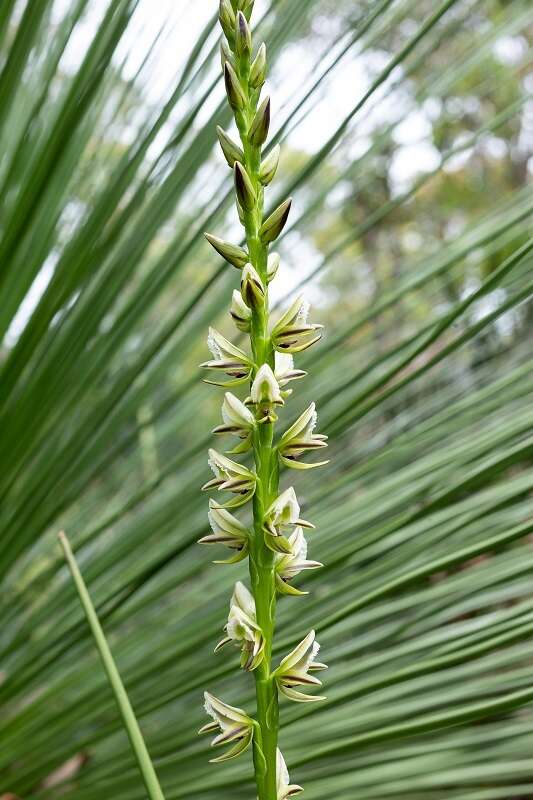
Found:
<box><xmin>5</xmin><ymin>261</ymin><xmax>55</xmax><ymax>348</ymax></box>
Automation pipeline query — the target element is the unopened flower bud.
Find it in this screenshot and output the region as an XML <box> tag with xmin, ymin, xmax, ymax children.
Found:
<box><xmin>235</xmin><ymin>11</ymin><xmax>252</xmax><ymax>58</ymax></box>
<box><xmin>273</xmin><ymin>630</ymin><xmax>327</xmax><ymax>702</ymax></box>
<box><xmin>217</xmin><ymin>126</ymin><xmax>244</xmax><ymax>168</ymax></box>
<box><xmin>234</xmin><ymin>161</ymin><xmax>256</xmax><ymax>211</ymax></box>
<box><xmin>230</xmin><ymin>289</ymin><xmax>252</xmax><ymax>331</ymax></box>
<box><xmin>259</xmin><ymin>198</ymin><xmax>292</xmax><ymax>244</ymax></box>
<box><xmin>249</xmin><ymin>96</ymin><xmax>270</xmax><ymax>147</ymax></box>
<box><xmin>219</xmin><ymin>0</ymin><xmax>236</xmax><ymax>43</ymax></box>
<box><xmin>260</xmin><ymin>144</ymin><xmax>280</xmax><ymax>186</ymax></box>
<box><xmin>250</xmin><ymin>42</ymin><xmax>267</xmax><ymax>89</ymax></box>
<box><xmin>199</xmin><ymin>692</ymin><xmax>254</xmax><ymax>762</ymax></box>
<box><xmin>241</xmin><ymin>263</ymin><xmax>265</xmax><ymax>309</ymax></box>
<box><xmin>224</xmin><ymin>62</ymin><xmax>246</xmax><ymax>110</ymax></box>
<box><xmin>204</xmin><ymin>232</ymin><xmax>249</xmax><ymax>269</ymax></box>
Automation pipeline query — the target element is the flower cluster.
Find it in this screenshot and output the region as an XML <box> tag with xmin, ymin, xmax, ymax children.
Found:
<box><xmin>198</xmin><ymin>2</ymin><xmax>328</xmax><ymax>797</ymax></box>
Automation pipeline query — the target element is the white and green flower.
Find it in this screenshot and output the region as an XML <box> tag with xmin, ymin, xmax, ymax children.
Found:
<box><xmin>271</xmin><ymin>296</ymin><xmax>323</xmax><ymax>354</ymax></box>
<box><xmin>201</xmin><ymin>327</ymin><xmax>253</xmax><ymax>386</ymax></box>
<box><xmin>230</xmin><ymin>289</ymin><xmax>252</xmax><ymax>332</ymax></box>
<box><xmin>199</xmin><ymin>692</ymin><xmax>255</xmax><ymax>762</ymax></box>
<box><xmin>213</xmin><ymin>392</ymin><xmax>255</xmax><ymax>453</ymax></box>
<box><xmin>263</xmin><ymin>487</ymin><xmax>313</xmax><ymax>553</ymax></box>
<box><xmin>276</xmin><ymin>749</ymin><xmax>303</xmax><ymax>799</ymax></box>
<box><xmin>278</xmin><ymin>402</ymin><xmax>328</xmax><ymax>470</ymax></box>
<box><xmin>202</xmin><ymin>449</ymin><xmax>256</xmax><ymax>507</ymax></box>
<box><xmin>275</xmin><ymin>527</ymin><xmax>322</xmax><ymax>595</ymax></box>
<box><xmin>215</xmin><ymin>581</ymin><xmax>265</xmax><ymax>670</ymax></box>
<box><xmin>274</xmin><ymin>630</ymin><xmax>327</xmax><ymax>702</ymax></box>
<box><xmin>198</xmin><ymin>500</ymin><xmax>249</xmax><ymax>563</ymax></box>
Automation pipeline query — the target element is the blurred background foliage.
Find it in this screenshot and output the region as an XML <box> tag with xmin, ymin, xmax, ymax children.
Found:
<box><xmin>0</xmin><ymin>0</ymin><xmax>532</xmax><ymax>798</ymax></box>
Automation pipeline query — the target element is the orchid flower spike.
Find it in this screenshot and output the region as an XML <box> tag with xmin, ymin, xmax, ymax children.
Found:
<box><xmin>201</xmin><ymin>328</ymin><xmax>253</xmax><ymax>386</ymax></box>
<box><xmin>275</xmin><ymin>527</ymin><xmax>322</xmax><ymax>595</ymax></box>
<box><xmin>271</xmin><ymin>296</ymin><xmax>323</xmax><ymax>353</ymax></box>
<box><xmin>213</xmin><ymin>392</ymin><xmax>255</xmax><ymax>453</ymax></box>
<box><xmin>263</xmin><ymin>487</ymin><xmax>313</xmax><ymax>553</ymax></box>
<box><xmin>274</xmin><ymin>630</ymin><xmax>327</xmax><ymax>702</ymax></box>
<box><xmin>277</xmin><ymin>749</ymin><xmax>303</xmax><ymax>799</ymax></box>
<box><xmin>215</xmin><ymin>581</ymin><xmax>265</xmax><ymax>670</ymax></box>
<box><xmin>202</xmin><ymin>449</ymin><xmax>256</xmax><ymax>508</ymax></box>
<box><xmin>278</xmin><ymin>402</ymin><xmax>329</xmax><ymax>470</ymax></box>
<box><xmin>199</xmin><ymin>692</ymin><xmax>255</xmax><ymax>762</ymax></box>
<box><xmin>198</xmin><ymin>500</ymin><xmax>249</xmax><ymax>563</ymax></box>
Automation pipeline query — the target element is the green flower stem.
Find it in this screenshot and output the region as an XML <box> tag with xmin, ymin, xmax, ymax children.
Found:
<box><xmin>235</xmin><ymin>52</ymin><xmax>279</xmax><ymax>800</ymax></box>
<box><xmin>58</xmin><ymin>532</ymin><xmax>166</xmax><ymax>800</ymax></box>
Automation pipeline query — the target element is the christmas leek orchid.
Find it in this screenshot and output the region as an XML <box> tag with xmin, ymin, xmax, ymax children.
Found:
<box><xmin>274</xmin><ymin>630</ymin><xmax>327</xmax><ymax>703</ymax></box>
<box><xmin>199</xmin><ymin>692</ymin><xmax>255</xmax><ymax>763</ymax></box>
<box><xmin>199</xmin><ymin>3</ymin><xmax>328</xmax><ymax>797</ymax></box>
<box><xmin>215</xmin><ymin>581</ymin><xmax>265</xmax><ymax>670</ymax></box>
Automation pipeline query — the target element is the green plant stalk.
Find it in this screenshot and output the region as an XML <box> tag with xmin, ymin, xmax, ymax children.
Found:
<box><xmin>58</xmin><ymin>532</ymin><xmax>166</xmax><ymax>800</ymax></box>
<box><xmin>236</xmin><ymin>65</ymin><xmax>279</xmax><ymax>800</ymax></box>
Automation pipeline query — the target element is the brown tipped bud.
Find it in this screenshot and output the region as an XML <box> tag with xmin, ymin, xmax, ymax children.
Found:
<box><xmin>234</xmin><ymin>162</ymin><xmax>256</xmax><ymax>211</ymax></box>
<box><xmin>267</xmin><ymin>252</ymin><xmax>280</xmax><ymax>282</ymax></box>
<box><xmin>205</xmin><ymin>233</ymin><xmax>249</xmax><ymax>269</ymax></box>
<box><xmin>235</xmin><ymin>11</ymin><xmax>252</xmax><ymax>58</ymax></box>
<box><xmin>250</xmin><ymin>43</ymin><xmax>266</xmax><ymax>89</ymax></box>
<box><xmin>259</xmin><ymin>144</ymin><xmax>280</xmax><ymax>186</ymax></box>
<box><xmin>219</xmin><ymin>0</ymin><xmax>236</xmax><ymax>43</ymax></box>
<box><xmin>259</xmin><ymin>198</ymin><xmax>292</xmax><ymax>244</ymax></box>
<box><xmin>241</xmin><ymin>263</ymin><xmax>265</xmax><ymax>309</ymax></box>
<box><xmin>249</xmin><ymin>97</ymin><xmax>270</xmax><ymax>147</ymax></box>
<box><xmin>217</xmin><ymin>126</ymin><xmax>244</xmax><ymax>168</ymax></box>
<box><xmin>224</xmin><ymin>62</ymin><xmax>246</xmax><ymax>111</ymax></box>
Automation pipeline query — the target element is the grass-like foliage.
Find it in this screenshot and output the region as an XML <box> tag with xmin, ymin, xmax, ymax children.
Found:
<box><xmin>0</xmin><ymin>0</ymin><xmax>532</xmax><ymax>798</ymax></box>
